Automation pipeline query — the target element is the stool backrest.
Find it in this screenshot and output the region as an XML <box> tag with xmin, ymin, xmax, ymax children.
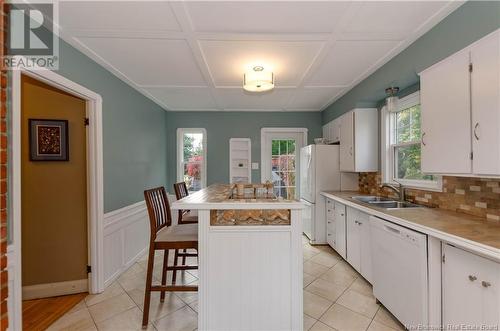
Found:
<box><xmin>173</xmin><ymin>182</ymin><xmax>189</xmax><ymax>200</ymax></box>
<box><xmin>144</xmin><ymin>187</ymin><xmax>171</xmax><ymax>239</ymax></box>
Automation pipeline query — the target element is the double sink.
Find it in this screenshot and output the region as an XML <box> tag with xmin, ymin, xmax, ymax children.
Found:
<box><xmin>352</xmin><ymin>196</ymin><xmax>423</xmax><ymax>210</ymax></box>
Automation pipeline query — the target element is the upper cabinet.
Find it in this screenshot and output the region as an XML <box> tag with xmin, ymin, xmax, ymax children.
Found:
<box><xmin>420</xmin><ymin>29</ymin><xmax>500</xmax><ymax>176</ymax></box>
<box><xmin>339</xmin><ymin>108</ymin><xmax>378</xmax><ymax>172</ymax></box>
<box><xmin>470</xmin><ymin>32</ymin><xmax>500</xmax><ymax>176</ymax></box>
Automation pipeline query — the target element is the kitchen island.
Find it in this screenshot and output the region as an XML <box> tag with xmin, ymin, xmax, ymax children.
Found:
<box><xmin>171</xmin><ymin>184</ymin><xmax>304</xmax><ymax>331</ymax></box>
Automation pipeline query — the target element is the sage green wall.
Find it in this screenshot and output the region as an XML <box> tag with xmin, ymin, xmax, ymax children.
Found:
<box><xmin>322</xmin><ymin>1</ymin><xmax>500</xmax><ymax>124</ymax></box>
<box><xmin>165</xmin><ymin>112</ymin><xmax>322</xmax><ymax>189</ymax></box>
<box><xmin>55</xmin><ymin>39</ymin><xmax>168</xmax><ymax>212</ymax></box>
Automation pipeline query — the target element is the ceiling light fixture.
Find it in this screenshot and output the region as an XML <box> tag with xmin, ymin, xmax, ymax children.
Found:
<box><xmin>385</xmin><ymin>87</ymin><xmax>400</xmax><ymax>113</ymax></box>
<box><xmin>243</xmin><ymin>66</ymin><xmax>274</xmax><ymax>92</ymax></box>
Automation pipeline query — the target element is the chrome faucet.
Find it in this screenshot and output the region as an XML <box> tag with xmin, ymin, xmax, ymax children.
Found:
<box><xmin>380</xmin><ymin>182</ymin><xmax>406</xmax><ymax>202</ymax></box>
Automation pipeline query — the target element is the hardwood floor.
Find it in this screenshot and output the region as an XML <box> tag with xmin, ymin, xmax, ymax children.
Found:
<box><xmin>22</xmin><ymin>292</ymin><xmax>88</xmax><ymax>331</ymax></box>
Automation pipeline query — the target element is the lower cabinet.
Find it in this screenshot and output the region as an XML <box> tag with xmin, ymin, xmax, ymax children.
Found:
<box><xmin>346</xmin><ymin>207</ymin><xmax>372</xmax><ymax>283</ymax></box>
<box><xmin>443</xmin><ymin>244</ymin><xmax>500</xmax><ymax>326</ymax></box>
<box><xmin>326</xmin><ymin>199</ymin><xmax>347</xmax><ymax>259</ymax></box>
<box><xmin>334</xmin><ymin>202</ymin><xmax>346</xmax><ymax>259</ymax></box>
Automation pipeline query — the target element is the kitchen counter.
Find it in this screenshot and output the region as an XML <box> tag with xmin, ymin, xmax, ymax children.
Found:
<box><xmin>321</xmin><ymin>191</ymin><xmax>500</xmax><ymax>261</ymax></box>
<box><xmin>172</xmin><ymin>184</ymin><xmax>303</xmax><ymax>330</ymax></box>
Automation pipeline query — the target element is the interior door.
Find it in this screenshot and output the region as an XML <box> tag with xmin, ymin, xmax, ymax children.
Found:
<box><xmin>261</xmin><ymin>130</ymin><xmax>306</xmax><ymax>199</ymax></box>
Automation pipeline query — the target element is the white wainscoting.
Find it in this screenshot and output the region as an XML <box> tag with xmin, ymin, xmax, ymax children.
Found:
<box><xmin>103</xmin><ymin>201</ymin><xmax>149</xmax><ymax>287</ymax></box>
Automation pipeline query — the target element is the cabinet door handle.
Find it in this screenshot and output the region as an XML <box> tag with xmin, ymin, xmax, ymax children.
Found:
<box><xmin>468</xmin><ymin>275</ymin><xmax>477</xmax><ymax>281</ymax></box>
<box><xmin>422</xmin><ymin>132</ymin><xmax>426</xmax><ymax>146</ymax></box>
<box><xmin>474</xmin><ymin>122</ymin><xmax>480</xmax><ymax>140</ymax></box>
<box><xmin>340</xmin><ymin>213</ymin><xmax>344</xmax><ymax>216</ymax></box>
<box><xmin>327</xmin><ymin>221</ymin><xmax>331</xmax><ymax>224</ymax></box>
<box><xmin>482</xmin><ymin>281</ymin><xmax>491</xmax><ymax>288</ymax></box>
<box><xmin>349</xmin><ymin>146</ymin><xmax>353</xmax><ymax>156</ymax></box>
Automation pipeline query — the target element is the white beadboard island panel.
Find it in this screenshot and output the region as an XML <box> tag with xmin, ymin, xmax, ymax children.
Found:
<box><xmin>173</xmin><ymin>185</ymin><xmax>304</xmax><ymax>331</ymax></box>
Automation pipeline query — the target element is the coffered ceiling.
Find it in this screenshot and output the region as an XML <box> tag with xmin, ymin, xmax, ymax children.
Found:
<box><xmin>58</xmin><ymin>1</ymin><xmax>462</xmax><ymax>112</ymax></box>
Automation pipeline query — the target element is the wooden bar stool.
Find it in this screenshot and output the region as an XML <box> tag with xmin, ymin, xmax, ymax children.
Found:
<box><xmin>173</xmin><ymin>182</ymin><xmax>198</xmax><ymax>224</ymax></box>
<box><xmin>142</xmin><ymin>187</ymin><xmax>198</xmax><ymax>327</ymax></box>
<box><xmin>173</xmin><ymin>182</ymin><xmax>199</xmax><ymax>266</ymax></box>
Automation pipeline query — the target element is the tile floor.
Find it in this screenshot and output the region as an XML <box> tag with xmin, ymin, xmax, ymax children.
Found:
<box><xmin>48</xmin><ymin>237</ymin><xmax>404</xmax><ymax>331</ymax></box>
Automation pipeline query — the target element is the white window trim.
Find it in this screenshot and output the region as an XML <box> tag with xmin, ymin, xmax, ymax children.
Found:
<box><xmin>177</xmin><ymin>128</ymin><xmax>207</xmax><ymax>190</ymax></box>
<box><xmin>381</xmin><ymin>91</ymin><xmax>443</xmax><ymax>192</ymax></box>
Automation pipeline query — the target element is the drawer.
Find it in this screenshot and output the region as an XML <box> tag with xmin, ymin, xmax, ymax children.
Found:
<box><xmin>326</xmin><ymin>199</ymin><xmax>335</xmax><ymax>219</ymax></box>
<box><xmin>327</xmin><ymin>218</ymin><xmax>335</xmax><ymax>233</ymax></box>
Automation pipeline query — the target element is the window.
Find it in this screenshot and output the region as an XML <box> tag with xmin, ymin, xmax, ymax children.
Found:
<box><xmin>271</xmin><ymin>139</ymin><xmax>296</xmax><ymax>199</ymax></box>
<box><xmin>177</xmin><ymin>128</ymin><xmax>206</xmax><ymax>192</ymax></box>
<box><xmin>381</xmin><ymin>92</ymin><xmax>442</xmax><ymax>191</ymax></box>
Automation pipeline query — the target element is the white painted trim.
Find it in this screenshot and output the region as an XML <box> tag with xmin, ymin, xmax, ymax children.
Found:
<box><xmin>102</xmin><ymin>200</ymin><xmax>149</xmax><ymax>287</ymax></box>
<box><xmin>10</xmin><ymin>68</ymin><xmax>104</xmax><ymax>330</ymax></box>
<box><xmin>380</xmin><ymin>92</ymin><xmax>443</xmax><ymax>192</ymax></box>
<box><xmin>260</xmin><ymin>128</ymin><xmax>307</xmax><ymax>199</ymax></box>
<box><xmin>176</xmin><ymin>128</ymin><xmax>207</xmax><ymax>190</ymax></box>
<box><xmin>22</xmin><ymin>279</ymin><xmax>88</xmax><ymax>301</ymax></box>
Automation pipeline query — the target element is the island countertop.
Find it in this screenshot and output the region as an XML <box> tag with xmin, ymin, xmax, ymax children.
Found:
<box><xmin>171</xmin><ymin>184</ymin><xmax>305</xmax><ymax>210</ymax></box>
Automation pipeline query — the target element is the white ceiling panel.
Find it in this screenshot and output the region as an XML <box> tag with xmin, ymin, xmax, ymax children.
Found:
<box><xmin>341</xmin><ymin>1</ymin><xmax>449</xmax><ymax>40</ymax></box>
<box><xmin>199</xmin><ymin>40</ymin><xmax>325</xmax><ymax>87</ymax></box>
<box><xmin>57</xmin><ymin>1</ymin><xmax>461</xmax><ymax>111</ymax></box>
<box><xmin>185</xmin><ymin>1</ymin><xmax>352</xmax><ymax>33</ymax></box>
<box><xmin>287</xmin><ymin>87</ymin><xmax>346</xmax><ymax>111</ymax></box>
<box><xmin>215</xmin><ymin>88</ymin><xmax>292</xmax><ymax>111</ymax></box>
<box><xmin>143</xmin><ymin>87</ymin><xmax>217</xmax><ymax>110</ymax></box>
<box><xmin>76</xmin><ymin>37</ymin><xmax>206</xmax><ymax>86</ymax></box>
<box><xmin>60</xmin><ymin>1</ymin><xmax>181</xmax><ymax>32</ymax></box>
<box><xmin>306</xmin><ymin>40</ymin><xmax>399</xmax><ymax>86</ymax></box>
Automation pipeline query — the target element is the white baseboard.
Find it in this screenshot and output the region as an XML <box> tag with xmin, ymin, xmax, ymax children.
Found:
<box><xmin>103</xmin><ymin>200</ymin><xmax>149</xmax><ymax>287</ymax></box>
<box><xmin>22</xmin><ymin>279</ymin><xmax>88</xmax><ymax>300</ymax></box>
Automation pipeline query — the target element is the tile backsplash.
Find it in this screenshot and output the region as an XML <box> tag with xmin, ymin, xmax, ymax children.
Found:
<box><xmin>359</xmin><ymin>172</ymin><xmax>500</xmax><ymax>222</ymax></box>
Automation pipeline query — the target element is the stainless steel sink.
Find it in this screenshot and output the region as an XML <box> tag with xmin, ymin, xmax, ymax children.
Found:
<box><xmin>352</xmin><ymin>196</ymin><xmax>394</xmax><ymax>203</ymax></box>
<box><xmin>369</xmin><ymin>201</ymin><xmax>423</xmax><ymax>209</ymax></box>
<box><xmin>352</xmin><ymin>196</ymin><xmax>424</xmax><ymax>210</ymax></box>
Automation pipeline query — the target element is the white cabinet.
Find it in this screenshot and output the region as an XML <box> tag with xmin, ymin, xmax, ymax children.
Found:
<box><xmin>229</xmin><ymin>138</ymin><xmax>251</xmax><ymax>183</ymax></box>
<box><xmin>334</xmin><ymin>202</ymin><xmax>346</xmax><ymax>259</ymax></box>
<box><xmin>326</xmin><ymin>200</ymin><xmax>347</xmax><ymax>259</ymax></box>
<box><xmin>420</xmin><ymin>29</ymin><xmax>500</xmax><ymax>176</ymax></box>
<box><xmin>326</xmin><ymin>199</ymin><xmax>335</xmax><ymax>248</ymax></box>
<box><xmin>471</xmin><ymin>31</ymin><xmax>500</xmax><ymax>175</ymax></box>
<box><xmin>346</xmin><ymin>207</ymin><xmax>372</xmax><ymax>283</ymax></box>
<box><xmin>339</xmin><ymin>108</ymin><xmax>378</xmax><ymax>172</ymax></box>
<box><xmin>420</xmin><ymin>50</ymin><xmax>471</xmax><ymax>174</ymax></box>
<box><xmin>443</xmin><ymin>244</ymin><xmax>500</xmax><ymax>326</ymax></box>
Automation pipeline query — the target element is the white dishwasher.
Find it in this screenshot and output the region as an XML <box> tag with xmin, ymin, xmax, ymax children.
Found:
<box><xmin>370</xmin><ymin>216</ymin><xmax>428</xmax><ymax>328</ymax></box>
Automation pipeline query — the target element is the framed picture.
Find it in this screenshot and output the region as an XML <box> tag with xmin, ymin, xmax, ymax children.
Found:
<box><xmin>29</xmin><ymin>119</ymin><xmax>69</xmax><ymax>161</ymax></box>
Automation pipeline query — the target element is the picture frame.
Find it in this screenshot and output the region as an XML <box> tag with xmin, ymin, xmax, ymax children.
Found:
<box><xmin>29</xmin><ymin>119</ymin><xmax>69</xmax><ymax>161</ymax></box>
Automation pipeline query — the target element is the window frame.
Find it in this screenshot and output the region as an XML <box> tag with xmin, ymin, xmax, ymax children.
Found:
<box><xmin>176</xmin><ymin>128</ymin><xmax>207</xmax><ymax>192</ymax></box>
<box><xmin>381</xmin><ymin>91</ymin><xmax>442</xmax><ymax>191</ymax></box>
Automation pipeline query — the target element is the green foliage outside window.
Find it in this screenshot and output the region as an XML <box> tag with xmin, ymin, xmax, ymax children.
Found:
<box><xmin>393</xmin><ymin>105</ymin><xmax>433</xmax><ymax>181</ymax></box>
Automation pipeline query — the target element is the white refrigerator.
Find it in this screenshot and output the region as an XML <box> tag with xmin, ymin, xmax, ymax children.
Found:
<box><xmin>300</xmin><ymin>144</ymin><xmax>357</xmax><ymax>244</ymax></box>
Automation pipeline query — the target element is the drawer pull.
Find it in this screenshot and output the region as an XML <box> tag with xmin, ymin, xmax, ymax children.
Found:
<box><xmin>468</xmin><ymin>275</ymin><xmax>477</xmax><ymax>282</ymax></box>
<box><xmin>482</xmin><ymin>281</ymin><xmax>491</xmax><ymax>288</ymax></box>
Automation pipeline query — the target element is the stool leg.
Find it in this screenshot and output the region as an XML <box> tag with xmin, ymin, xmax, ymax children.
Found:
<box><xmin>172</xmin><ymin>249</ymin><xmax>179</xmax><ymax>284</ymax></box>
<box><xmin>142</xmin><ymin>245</ymin><xmax>155</xmax><ymax>327</ymax></box>
<box><xmin>160</xmin><ymin>249</ymin><xmax>169</xmax><ymax>302</ymax></box>
<box><xmin>182</xmin><ymin>249</ymin><xmax>187</xmax><ymax>265</ymax></box>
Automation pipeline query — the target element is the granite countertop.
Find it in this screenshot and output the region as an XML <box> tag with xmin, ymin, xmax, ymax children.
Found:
<box><xmin>321</xmin><ymin>191</ymin><xmax>500</xmax><ymax>259</ymax></box>
<box><xmin>172</xmin><ymin>184</ymin><xmax>304</xmax><ymax>210</ymax></box>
